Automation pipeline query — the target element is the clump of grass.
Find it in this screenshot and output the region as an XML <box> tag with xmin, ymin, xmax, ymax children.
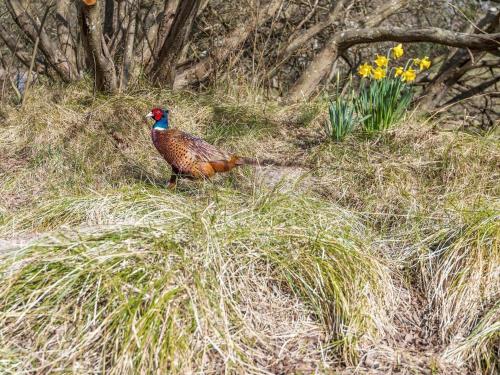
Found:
<box><xmin>325</xmin><ymin>77</ymin><xmax>360</xmax><ymax>142</ymax></box>
<box><xmin>0</xmin><ymin>187</ymin><xmax>394</xmax><ymax>372</ymax></box>
<box><xmin>418</xmin><ymin>208</ymin><xmax>499</xmax><ymax>372</ymax></box>
<box><xmin>0</xmin><ymin>186</ymin><xmax>189</xmax><ymax>235</ymax></box>
<box><xmin>444</xmin><ymin>303</ymin><xmax>499</xmax><ymax>374</ymax></box>
<box><xmin>293</xmin><ymin>99</ymin><xmax>326</xmax><ymax>128</ymax></box>
<box><xmin>0</xmin><ymin>204</ymin><xmax>6</xmax><ymax>226</ymax></box>
<box><xmin>0</xmin><ymin>228</ymin><xmax>198</xmax><ymax>373</ymax></box>
<box><xmin>326</xmin><ymin>97</ymin><xmax>357</xmax><ymax>141</ymax></box>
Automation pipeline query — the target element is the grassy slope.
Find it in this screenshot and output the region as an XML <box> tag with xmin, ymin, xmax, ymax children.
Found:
<box><xmin>0</xmin><ymin>82</ymin><xmax>498</xmax><ymax>374</ymax></box>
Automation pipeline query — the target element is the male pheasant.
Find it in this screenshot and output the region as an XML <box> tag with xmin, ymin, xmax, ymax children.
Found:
<box><xmin>146</xmin><ymin>107</ymin><xmax>269</xmax><ymax>187</ymax></box>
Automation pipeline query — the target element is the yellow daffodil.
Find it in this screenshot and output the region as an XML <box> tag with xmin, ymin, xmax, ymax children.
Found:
<box><xmin>358</xmin><ymin>63</ymin><xmax>373</xmax><ymax>78</ymax></box>
<box><xmin>392</xmin><ymin>44</ymin><xmax>404</xmax><ymax>59</ymax></box>
<box><xmin>419</xmin><ymin>56</ymin><xmax>431</xmax><ymax>70</ymax></box>
<box><xmin>374</xmin><ymin>55</ymin><xmax>389</xmax><ymax>68</ymax></box>
<box><xmin>372</xmin><ymin>67</ymin><xmax>386</xmax><ymax>80</ymax></box>
<box><xmin>394</xmin><ymin>67</ymin><xmax>404</xmax><ymax>77</ymax></box>
<box><xmin>413</xmin><ymin>58</ymin><xmax>421</xmax><ymax>67</ymax></box>
<box><xmin>402</xmin><ymin>68</ymin><xmax>416</xmax><ymax>83</ymax></box>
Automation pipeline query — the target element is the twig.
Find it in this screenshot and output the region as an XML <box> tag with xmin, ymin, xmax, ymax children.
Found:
<box><xmin>21</xmin><ymin>2</ymin><xmax>53</xmax><ymax>107</ymax></box>
<box><xmin>442</xmin><ymin>76</ymin><xmax>500</xmax><ymax>107</ymax></box>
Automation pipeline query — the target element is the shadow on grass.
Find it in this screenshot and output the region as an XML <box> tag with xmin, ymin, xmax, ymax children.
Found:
<box><xmin>205</xmin><ymin>103</ymin><xmax>277</xmax><ymax>143</ymax></box>
<box><xmin>124</xmin><ymin>163</ymin><xmax>218</xmax><ymax>195</ymax></box>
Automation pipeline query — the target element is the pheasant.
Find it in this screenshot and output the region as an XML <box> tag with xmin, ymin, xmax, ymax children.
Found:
<box><xmin>146</xmin><ymin>107</ymin><xmax>273</xmax><ymax>187</ymax></box>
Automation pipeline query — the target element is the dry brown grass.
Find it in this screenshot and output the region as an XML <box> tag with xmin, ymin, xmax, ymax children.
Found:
<box><xmin>0</xmin><ymin>81</ymin><xmax>498</xmax><ymax>373</ymax></box>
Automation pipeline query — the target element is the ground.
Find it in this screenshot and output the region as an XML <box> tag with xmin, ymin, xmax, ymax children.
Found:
<box><xmin>0</xmin><ymin>82</ymin><xmax>498</xmax><ymax>374</ymax></box>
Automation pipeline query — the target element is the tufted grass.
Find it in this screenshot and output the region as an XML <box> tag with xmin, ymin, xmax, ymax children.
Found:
<box><xmin>0</xmin><ymin>186</ymin><xmax>393</xmax><ymax>373</ymax></box>
<box><xmin>417</xmin><ymin>208</ymin><xmax>499</xmax><ymax>373</ymax></box>
<box><xmin>444</xmin><ymin>302</ymin><xmax>499</xmax><ymax>374</ymax></box>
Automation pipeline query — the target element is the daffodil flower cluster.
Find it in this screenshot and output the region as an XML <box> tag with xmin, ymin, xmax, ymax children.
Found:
<box><xmin>357</xmin><ymin>44</ymin><xmax>431</xmax><ymax>83</ymax></box>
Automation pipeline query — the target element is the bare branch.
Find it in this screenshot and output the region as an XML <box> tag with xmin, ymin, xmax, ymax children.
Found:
<box><xmin>119</xmin><ymin>0</ymin><xmax>138</xmax><ymax>90</ymax></box>
<box><xmin>420</xmin><ymin>9</ymin><xmax>499</xmax><ymax>110</ymax></box>
<box><xmin>289</xmin><ymin>26</ymin><xmax>500</xmax><ymax>101</ymax></box>
<box><xmin>442</xmin><ymin>76</ymin><xmax>500</xmax><ymax>107</ymax></box>
<box><xmin>265</xmin><ymin>0</ymin><xmax>350</xmax><ymax>79</ymax></box>
<box><xmin>336</xmin><ymin>27</ymin><xmax>500</xmax><ymax>50</ymax></box>
<box><xmin>5</xmin><ymin>0</ymin><xmax>77</xmax><ymax>81</ymax></box>
<box><xmin>0</xmin><ymin>23</ymin><xmax>46</xmax><ymax>73</ymax></box>
<box><xmin>22</xmin><ymin>4</ymin><xmax>51</xmax><ymax>107</ymax></box>
<box><xmin>363</xmin><ymin>0</ymin><xmax>411</xmax><ymax>28</ymax></box>
<box><xmin>173</xmin><ymin>0</ymin><xmax>283</xmax><ymax>89</ymax></box>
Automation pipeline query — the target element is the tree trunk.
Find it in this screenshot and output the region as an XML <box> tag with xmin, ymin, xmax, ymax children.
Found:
<box><xmin>79</xmin><ymin>0</ymin><xmax>117</xmax><ymax>93</ymax></box>
<box><xmin>119</xmin><ymin>0</ymin><xmax>138</xmax><ymax>90</ymax></box>
<box><xmin>150</xmin><ymin>0</ymin><xmax>201</xmax><ymax>87</ymax></box>
<box><xmin>139</xmin><ymin>0</ymin><xmax>180</xmax><ymax>68</ymax></box>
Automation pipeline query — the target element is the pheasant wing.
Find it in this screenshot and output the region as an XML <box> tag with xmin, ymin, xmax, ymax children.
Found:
<box><xmin>178</xmin><ymin>131</ymin><xmax>232</xmax><ymax>162</ymax></box>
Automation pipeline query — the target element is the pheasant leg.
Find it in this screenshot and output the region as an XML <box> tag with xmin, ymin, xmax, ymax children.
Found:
<box><xmin>167</xmin><ymin>168</ymin><xmax>179</xmax><ymax>189</ymax></box>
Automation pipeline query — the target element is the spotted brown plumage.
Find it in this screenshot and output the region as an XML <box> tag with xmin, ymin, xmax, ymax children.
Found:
<box><xmin>146</xmin><ymin>107</ymin><xmax>257</xmax><ymax>187</ymax></box>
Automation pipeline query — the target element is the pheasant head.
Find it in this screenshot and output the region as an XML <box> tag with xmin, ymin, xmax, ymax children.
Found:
<box><xmin>146</xmin><ymin>108</ymin><xmax>169</xmax><ymax>130</ymax></box>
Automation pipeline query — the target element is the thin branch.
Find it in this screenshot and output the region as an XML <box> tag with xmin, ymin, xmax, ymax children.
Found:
<box><xmin>5</xmin><ymin>0</ymin><xmax>77</xmax><ymax>81</ymax></box>
<box><xmin>173</xmin><ymin>0</ymin><xmax>283</xmax><ymax>89</ymax></box>
<box><xmin>22</xmin><ymin>3</ymin><xmax>52</xmax><ymax>107</ymax></box>
<box><xmin>0</xmin><ymin>23</ymin><xmax>46</xmax><ymax>72</ymax></box>
<box><xmin>442</xmin><ymin>76</ymin><xmax>500</xmax><ymax>107</ymax></box>
<box><xmin>265</xmin><ymin>0</ymin><xmax>350</xmax><ymax>79</ymax></box>
<box><xmin>289</xmin><ymin>25</ymin><xmax>500</xmax><ymax>101</ymax></box>
<box><xmin>419</xmin><ymin>9</ymin><xmax>499</xmax><ymax>110</ymax></box>
<box><xmin>119</xmin><ymin>0</ymin><xmax>138</xmax><ymax>90</ymax></box>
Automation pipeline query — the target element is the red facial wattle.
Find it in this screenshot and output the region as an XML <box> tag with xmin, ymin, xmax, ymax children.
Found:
<box><xmin>151</xmin><ymin>108</ymin><xmax>163</xmax><ymax>121</ymax></box>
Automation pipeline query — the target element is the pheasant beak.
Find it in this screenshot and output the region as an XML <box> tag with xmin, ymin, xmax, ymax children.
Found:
<box><xmin>145</xmin><ymin>112</ymin><xmax>153</xmax><ymax>120</ymax></box>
